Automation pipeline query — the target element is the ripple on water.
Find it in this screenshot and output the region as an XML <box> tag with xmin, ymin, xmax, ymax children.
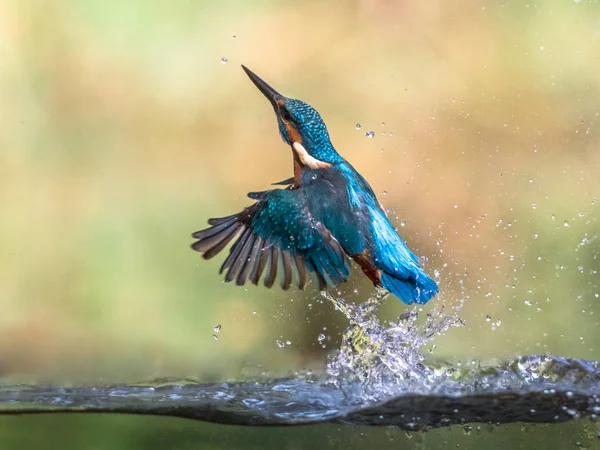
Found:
<box><xmin>0</xmin><ymin>291</ymin><xmax>597</xmax><ymax>430</ymax></box>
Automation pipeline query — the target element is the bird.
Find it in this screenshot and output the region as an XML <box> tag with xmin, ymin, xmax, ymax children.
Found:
<box><xmin>190</xmin><ymin>65</ymin><xmax>438</xmax><ymax>305</ymax></box>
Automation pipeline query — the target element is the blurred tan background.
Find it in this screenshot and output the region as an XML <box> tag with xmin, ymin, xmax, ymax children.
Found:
<box><xmin>0</xmin><ymin>0</ymin><xmax>599</xmax><ymax>383</ymax></box>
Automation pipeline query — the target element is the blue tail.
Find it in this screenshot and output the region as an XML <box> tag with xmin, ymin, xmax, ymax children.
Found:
<box><xmin>380</xmin><ymin>271</ymin><xmax>438</xmax><ymax>305</ymax></box>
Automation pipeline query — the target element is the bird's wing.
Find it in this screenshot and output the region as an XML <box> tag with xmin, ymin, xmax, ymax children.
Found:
<box><xmin>191</xmin><ymin>188</ymin><xmax>351</xmax><ymax>290</ymax></box>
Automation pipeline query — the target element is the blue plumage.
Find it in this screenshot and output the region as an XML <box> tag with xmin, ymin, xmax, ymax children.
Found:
<box><xmin>276</xmin><ymin>99</ymin><xmax>343</xmax><ymax>164</ymax></box>
<box><xmin>191</xmin><ymin>66</ymin><xmax>438</xmax><ymax>305</ymax></box>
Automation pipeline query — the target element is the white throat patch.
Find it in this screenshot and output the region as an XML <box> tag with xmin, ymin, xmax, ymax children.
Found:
<box><xmin>292</xmin><ymin>142</ymin><xmax>332</xmax><ymax>169</ymax></box>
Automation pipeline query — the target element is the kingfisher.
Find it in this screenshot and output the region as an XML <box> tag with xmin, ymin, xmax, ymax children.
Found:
<box><xmin>191</xmin><ymin>66</ymin><xmax>438</xmax><ymax>305</ymax></box>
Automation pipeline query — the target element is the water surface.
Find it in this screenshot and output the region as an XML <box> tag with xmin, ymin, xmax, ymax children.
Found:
<box><xmin>1</xmin><ymin>293</ymin><xmax>598</xmax><ymax>433</ymax></box>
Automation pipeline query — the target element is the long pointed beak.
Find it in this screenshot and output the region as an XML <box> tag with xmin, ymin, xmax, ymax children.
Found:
<box><xmin>241</xmin><ymin>65</ymin><xmax>283</xmax><ymax>107</ymax></box>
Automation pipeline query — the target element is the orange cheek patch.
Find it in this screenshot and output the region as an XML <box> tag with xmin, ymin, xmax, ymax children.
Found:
<box><xmin>286</xmin><ymin>123</ymin><xmax>303</xmax><ymax>144</ymax></box>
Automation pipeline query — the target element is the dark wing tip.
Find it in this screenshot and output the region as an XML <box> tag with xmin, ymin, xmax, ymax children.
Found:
<box><xmin>280</xmin><ymin>251</ymin><xmax>293</xmax><ymax>290</ymax></box>
<box><xmin>191</xmin><ymin>220</ymin><xmax>243</xmax><ymax>260</ymax></box>
<box><xmin>264</xmin><ymin>246</ymin><xmax>279</xmax><ymax>288</ymax></box>
<box><xmin>271</xmin><ymin>177</ymin><xmax>295</xmax><ymax>186</ymax></box>
<box><xmin>294</xmin><ymin>255</ymin><xmax>308</xmax><ymax>290</ymax></box>
<box><xmin>250</xmin><ymin>241</ymin><xmax>270</xmax><ymax>285</ymax></box>
<box><xmin>207</xmin><ymin>213</ymin><xmax>238</xmax><ymax>226</ymax></box>
<box><xmin>248</xmin><ymin>191</ymin><xmax>268</xmax><ymax>200</ymax></box>
<box><xmin>220</xmin><ymin>227</ymin><xmax>251</xmax><ymax>275</ymax></box>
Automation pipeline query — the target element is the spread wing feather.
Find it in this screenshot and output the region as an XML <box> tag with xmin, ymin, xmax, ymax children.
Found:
<box><xmin>191</xmin><ymin>188</ymin><xmax>350</xmax><ymax>290</ymax></box>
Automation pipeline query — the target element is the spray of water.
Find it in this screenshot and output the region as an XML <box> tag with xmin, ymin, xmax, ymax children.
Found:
<box><xmin>322</xmin><ymin>288</ymin><xmax>465</xmax><ymax>400</ymax></box>
<box><xmin>0</xmin><ymin>290</ymin><xmax>597</xmax><ymax>431</ymax></box>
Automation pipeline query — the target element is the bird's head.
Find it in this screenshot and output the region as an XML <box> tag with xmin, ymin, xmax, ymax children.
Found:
<box><xmin>242</xmin><ymin>65</ymin><xmax>343</xmax><ymax>168</ymax></box>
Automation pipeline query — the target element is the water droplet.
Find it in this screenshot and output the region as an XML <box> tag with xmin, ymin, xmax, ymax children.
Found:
<box><xmin>531</xmin><ymin>203</ymin><xmax>537</xmax><ymax>209</ymax></box>
<box><xmin>563</xmin><ymin>220</ymin><xmax>569</xmax><ymax>227</ymax></box>
<box><xmin>365</xmin><ymin>131</ymin><xmax>375</xmax><ymax>138</ymax></box>
<box><xmin>318</xmin><ymin>333</ymin><xmax>326</xmax><ymax>342</ymax></box>
<box><xmin>212</xmin><ymin>334</ymin><xmax>219</xmax><ymax>341</ymax></box>
<box><xmin>382</xmin><ymin>191</ymin><xmax>388</xmax><ymax>196</ymax></box>
<box><xmin>525</xmin><ymin>300</ymin><xmax>532</xmax><ymax>306</ymax></box>
<box><xmin>381</xmin><ymin>122</ymin><xmax>385</xmax><ymax>126</ymax></box>
<box><xmin>221</xmin><ymin>57</ymin><xmax>228</xmax><ymax>64</ymax></box>
<box><xmin>232</xmin><ymin>35</ymin><xmax>237</xmax><ymax>39</ymax></box>
<box><xmin>276</xmin><ymin>340</ymin><xmax>285</xmax><ymax>348</ymax></box>
<box><xmin>355</xmin><ymin>123</ymin><xmax>361</xmax><ymax>130</ymax></box>
<box><xmin>213</xmin><ymin>324</ymin><xmax>222</xmax><ymax>333</ymax></box>
<box><xmin>485</xmin><ymin>315</ymin><xmax>491</xmax><ymax>322</ymax></box>
<box><xmin>400</xmin><ymin>220</ymin><xmax>406</xmax><ymax>227</ymax></box>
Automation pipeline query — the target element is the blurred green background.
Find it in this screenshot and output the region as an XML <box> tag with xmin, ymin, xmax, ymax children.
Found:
<box><xmin>1</xmin><ymin>0</ymin><xmax>599</xmax><ymax>447</ymax></box>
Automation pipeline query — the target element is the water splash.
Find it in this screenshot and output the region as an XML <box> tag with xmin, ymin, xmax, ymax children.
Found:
<box><xmin>0</xmin><ymin>355</ymin><xmax>597</xmax><ymax>429</ymax></box>
<box><xmin>323</xmin><ymin>289</ymin><xmax>463</xmax><ymax>400</ymax></box>
<box><xmin>0</xmin><ymin>291</ymin><xmax>597</xmax><ymax>431</ymax></box>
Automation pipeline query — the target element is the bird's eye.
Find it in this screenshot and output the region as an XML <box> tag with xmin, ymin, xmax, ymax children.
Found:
<box><xmin>280</xmin><ymin>108</ymin><xmax>293</xmax><ymax>122</ymax></box>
